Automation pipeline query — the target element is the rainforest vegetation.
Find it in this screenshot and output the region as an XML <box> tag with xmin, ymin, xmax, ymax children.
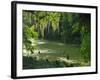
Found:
<box><xmin>22</xmin><ymin>10</ymin><xmax>91</xmax><ymax>69</ymax></box>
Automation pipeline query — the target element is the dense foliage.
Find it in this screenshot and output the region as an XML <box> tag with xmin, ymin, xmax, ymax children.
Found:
<box><xmin>23</xmin><ymin>10</ymin><xmax>91</xmax><ymax>66</ymax></box>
